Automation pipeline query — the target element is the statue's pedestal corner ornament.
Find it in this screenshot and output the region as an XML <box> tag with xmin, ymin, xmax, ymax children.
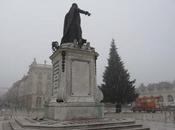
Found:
<box><xmin>52</xmin><ymin>41</ymin><xmax>59</xmax><ymax>52</ymax></box>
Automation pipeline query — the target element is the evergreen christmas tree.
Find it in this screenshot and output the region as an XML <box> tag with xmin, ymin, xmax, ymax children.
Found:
<box><xmin>101</xmin><ymin>39</ymin><xmax>138</xmax><ymax>112</ymax></box>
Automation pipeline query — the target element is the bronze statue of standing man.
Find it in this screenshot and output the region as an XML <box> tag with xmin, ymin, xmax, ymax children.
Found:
<box><xmin>61</xmin><ymin>3</ymin><xmax>91</xmax><ymax>46</ymax></box>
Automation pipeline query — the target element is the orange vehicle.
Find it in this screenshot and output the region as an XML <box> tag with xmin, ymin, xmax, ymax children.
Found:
<box><xmin>132</xmin><ymin>96</ymin><xmax>161</xmax><ymax>112</ymax></box>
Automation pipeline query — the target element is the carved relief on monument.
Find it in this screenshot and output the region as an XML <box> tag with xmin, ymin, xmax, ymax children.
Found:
<box><xmin>52</xmin><ymin>60</ymin><xmax>60</xmax><ymax>96</ymax></box>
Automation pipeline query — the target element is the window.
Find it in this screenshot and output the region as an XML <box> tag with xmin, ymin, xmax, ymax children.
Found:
<box><xmin>47</xmin><ymin>73</ymin><xmax>51</xmax><ymax>80</ymax></box>
<box><xmin>37</xmin><ymin>82</ymin><xmax>43</xmax><ymax>95</ymax></box>
<box><xmin>167</xmin><ymin>95</ymin><xmax>174</xmax><ymax>102</ymax></box>
<box><xmin>38</xmin><ymin>72</ymin><xmax>42</xmax><ymax>80</ymax></box>
<box><xmin>36</xmin><ymin>97</ymin><xmax>42</xmax><ymax>108</ymax></box>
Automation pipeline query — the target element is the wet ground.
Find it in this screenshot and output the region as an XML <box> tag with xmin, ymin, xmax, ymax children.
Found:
<box><xmin>106</xmin><ymin>112</ymin><xmax>175</xmax><ymax>130</ymax></box>
<box><xmin>0</xmin><ymin>111</ymin><xmax>175</xmax><ymax>130</ymax></box>
<box><xmin>137</xmin><ymin>120</ymin><xmax>175</xmax><ymax>130</ymax></box>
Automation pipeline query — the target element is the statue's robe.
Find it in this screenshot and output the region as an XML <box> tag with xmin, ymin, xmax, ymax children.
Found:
<box><xmin>61</xmin><ymin>6</ymin><xmax>87</xmax><ymax>44</ymax></box>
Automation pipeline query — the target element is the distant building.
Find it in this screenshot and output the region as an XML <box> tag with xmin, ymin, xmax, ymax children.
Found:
<box><xmin>5</xmin><ymin>58</ymin><xmax>52</xmax><ymax>110</ymax></box>
<box><xmin>0</xmin><ymin>87</ymin><xmax>9</xmax><ymax>97</ymax></box>
<box><xmin>137</xmin><ymin>82</ymin><xmax>175</xmax><ymax>106</ymax></box>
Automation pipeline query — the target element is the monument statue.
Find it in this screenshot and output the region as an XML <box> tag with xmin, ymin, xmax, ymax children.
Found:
<box><xmin>61</xmin><ymin>3</ymin><xmax>91</xmax><ymax>47</ymax></box>
<box><xmin>47</xmin><ymin>3</ymin><xmax>103</xmax><ymax>121</ymax></box>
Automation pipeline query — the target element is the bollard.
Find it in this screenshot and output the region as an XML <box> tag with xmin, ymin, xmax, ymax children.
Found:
<box><xmin>173</xmin><ymin>111</ymin><xmax>175</xmax><ymax>123</ymax></box>
<box><xmin>164</xmin><ymin>111</ymin><xmax>167</xmax><ymax>123</ymax></box>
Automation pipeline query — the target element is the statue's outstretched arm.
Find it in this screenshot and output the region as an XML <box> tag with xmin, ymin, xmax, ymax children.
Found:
<box><xmin>78</xmin><ymin>8</ymin><xmax>91</xmax><ymax>16</ymax></box>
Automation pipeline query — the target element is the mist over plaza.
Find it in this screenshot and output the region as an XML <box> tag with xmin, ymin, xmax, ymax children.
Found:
<box><xmin>1</xmin><ymin>1</ymin><xmax>175</xmax><ymax>130</ymax></box>
<box><xmin>1</xmin><ymin>0</ymin><xmax>175</xmax><ymax>89</ymax></box>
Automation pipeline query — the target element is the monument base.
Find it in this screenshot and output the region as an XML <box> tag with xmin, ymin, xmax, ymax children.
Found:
<box><xmin>46</xmin><ymin>43</ymin><xmax>104</xmax><ymax>121</ymax></box>
<box><xmin>9</xmin><ymin>116</ymin><xmax>150</xmax><ymax>130</ymax></box>
<box><xmin>46</xmin><ymin>102</ymin><xmax>104</xmax><ymax>120</ymax></box>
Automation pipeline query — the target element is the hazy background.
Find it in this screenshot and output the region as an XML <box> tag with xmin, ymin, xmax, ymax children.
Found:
<box><xmin>1</xmin><ymin>0</ymin><xmax>175</xmax><ymax>89</ymax></box>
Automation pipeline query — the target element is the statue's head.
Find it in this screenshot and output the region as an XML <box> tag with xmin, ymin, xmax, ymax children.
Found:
<box><xmin>72</xmin><ymin>3</ymin><xmax>78</xmax><ymax>8</ymax></box>
<box><xmin>68</xmin><ymin>3</ymin><xmax>78</xmax><ymax>14</ymax></box>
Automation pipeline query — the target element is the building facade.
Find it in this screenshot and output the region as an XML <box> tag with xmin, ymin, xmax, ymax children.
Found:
<box><xmin>6</xmin><ymin>59</ymin><xmax>52</xmax><ymax>110</ymax></box>
<box><xmin>137</xmin><ymin>82</ymin><xmax>175</xmax><ymax>106</ymax></box>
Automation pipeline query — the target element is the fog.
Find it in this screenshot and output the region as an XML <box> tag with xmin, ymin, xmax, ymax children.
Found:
<box><xmin>1</xmin><ymin>0</ymin><xmax>175</xmax><ymax>88</ymax></box>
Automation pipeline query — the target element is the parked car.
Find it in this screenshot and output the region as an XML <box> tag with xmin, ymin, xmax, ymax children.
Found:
<box><xmin>132</xmin><ymin>96</ymin><xmax>161</xmax><ymax>112</ymax></box>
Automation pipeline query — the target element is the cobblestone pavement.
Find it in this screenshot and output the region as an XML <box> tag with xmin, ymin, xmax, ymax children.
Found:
<box><xmin>106</xmin><ymin>112</ymin><xmax>175</xmax><ymax>122</ymax></box>
<box><xmin>137</xmin><ymin>120</ymin><xmax>175</xmax><ymax>130</ymax></box>
<box><xmin>0</xmin><ymin>117</ymin><xmax>4</xmax><ymax>130</ymax></box>
<box><xmin>1</xmin><ymin>111</ymin><xmax>175</xmax><ymax>130</ymax></box>
<box><xmin>0</xmin><ymin>122</ymin><xmax>2</xmax><ymax>130</ymax></box>
<box><xmin>105</xmin><ymin>112</ymin><xmax>175</xmax><ymax>130</ymax></box>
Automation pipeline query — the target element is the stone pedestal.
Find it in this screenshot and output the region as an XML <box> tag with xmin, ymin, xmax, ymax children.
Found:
<box><xmin>46</xmin><ymin>43</ymin><xmax>104</xmax><ymax>120</ymax></box>
<box><xmin>47</xmin><ymin>102</ymin><xmax>103</xmax><ymax>120</ymax></box>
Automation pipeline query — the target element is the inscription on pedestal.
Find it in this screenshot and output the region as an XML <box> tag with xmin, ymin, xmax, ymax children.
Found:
<box><xmin>53</xmin><ymin>61</ymin><xmax>60</xmax><ymax>95</ymax></box>
<box><xmin>71</xmin><ymin>60</ymin><xmax>91</xmax><ymax>96</ymax></box>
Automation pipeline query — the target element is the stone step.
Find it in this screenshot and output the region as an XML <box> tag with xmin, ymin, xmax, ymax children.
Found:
<box><xmin>122</xmin><ymin>127</ymin><xmax>150</xmax><ymax>130</ymax></box>
<box><xmin>9</xmin><ymin>120</ymin><xmax>22</xmax><ymax>130</ymax></box>
<box><xmin>2</xmin><ymin>122</ymin><xmax>12</xmax><ymax>130</ymax></box>
<box><xmin>77</xmin><ymin>123</ymin><xmax>149</xmax><ymax>130</ymax></box>
<box><xmin>9</xmin><ymin>120</ymin><xmax>38</xmax><ymax>130</ymax></box>
<box><xmin>10</xmin><ymin>117</ymin><xmax>150</xmax><ymax>130</ymax></box>
<box><xmin>72</xmin><ymin>120</ymin><xmax>135</xmax><ymax>128</ymax></box>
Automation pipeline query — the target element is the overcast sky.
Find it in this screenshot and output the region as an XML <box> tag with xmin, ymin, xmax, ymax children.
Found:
<box><xmin>1</xmin><ymin>0</ymin><xmax>175</xmax><ymax>88</ymax></box>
